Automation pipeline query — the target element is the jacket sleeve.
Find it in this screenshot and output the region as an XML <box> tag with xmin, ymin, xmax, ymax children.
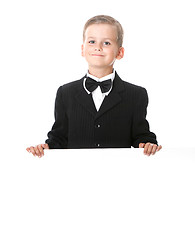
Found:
<box><xmin>45</xmin><ymin>86</ymin><xmax>68</xmax><ymax>149</ymax></box>
<box><xmin>131</xmin><ymin>87</ymin><xmax>158</xmax><ymax>148</ymax></box>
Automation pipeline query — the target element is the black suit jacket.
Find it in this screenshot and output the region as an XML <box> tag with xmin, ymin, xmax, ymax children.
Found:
<box><xmin>46</xmin><ymin>72</ymin><xmax>158</xmax><ymax>149</ymax></box>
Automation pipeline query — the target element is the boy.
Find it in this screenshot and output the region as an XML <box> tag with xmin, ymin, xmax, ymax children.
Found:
<box><xmin>26</xmin><ymin>15</ymin><xmax>162</xmax><ymax>157</ymax></box>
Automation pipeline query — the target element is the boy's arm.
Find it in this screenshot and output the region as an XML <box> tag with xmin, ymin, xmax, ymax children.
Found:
<box><xmin>131</xmin><ymin>87</ymin><xmax>161</xmax><ymax>154</ymax></box>
<box><xmin>26</xmin><ymin>87</ymin><xmax>67</xmax><ymax>158</ymax></box>
<box><xmin>45</xmin><ymin>86</ymin><xmax>68</xmax><ymax>149</ymax></box>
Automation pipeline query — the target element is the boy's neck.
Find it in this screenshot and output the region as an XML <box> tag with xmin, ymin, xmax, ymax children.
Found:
<box><xmin>88</xmin><ymin>66</ymin><xmax>114</xmax><ymax>78</ymax></box>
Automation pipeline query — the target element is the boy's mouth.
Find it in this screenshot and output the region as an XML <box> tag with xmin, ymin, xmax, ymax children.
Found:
<box><xmin>91</xmin><ymin>54</ymin><xmax>104</xmax><ymax>57</ymax></box>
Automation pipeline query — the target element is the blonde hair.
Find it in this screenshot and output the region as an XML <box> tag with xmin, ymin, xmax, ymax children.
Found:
<box><xmin>83</xmin><ymin>15</ymin><xmax>124</xmax><ymax>47</ymax></box>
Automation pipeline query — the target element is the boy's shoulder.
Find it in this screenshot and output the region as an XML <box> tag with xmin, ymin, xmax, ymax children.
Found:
<box><xmin>115</xmin><ymin>72</ymin><xmax>147</xmax><ymax>93</ymax></box>
<box><xmin>61</xmin><ymin>78</ymin><xmax>83</xmax><ymax>89</ymax></box>
<box><xmin>123</xmin><ymin>79</ymin><xmax>145</xmax><ymax>90</ymax></box>
<box><xmin>58</xmin><ymin>77</ymin><xmax>84</xmax><ymax>95</ymax></box>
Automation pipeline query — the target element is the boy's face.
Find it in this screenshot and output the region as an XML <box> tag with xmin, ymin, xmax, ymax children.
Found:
<box><xmin>82</xmin><ymin>24</ymin><xmax>124</xmax><ymax>73</ymax></box>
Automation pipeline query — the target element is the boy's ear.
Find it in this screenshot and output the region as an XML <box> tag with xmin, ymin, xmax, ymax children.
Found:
<box><xmin>116</xmin><ymin>47</ymin><xmax>124</xmax><ymax>60</ymax></box>
<box><xmin>81</xmin><ymin>44</ymin><xmax>84</xmax><ymax>57</ymax></box>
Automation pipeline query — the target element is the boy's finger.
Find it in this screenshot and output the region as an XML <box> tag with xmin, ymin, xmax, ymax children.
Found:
<box><xmin>157</xmin><ymin>145</ymin><xmax>162</xmax><ymax>151</ymax></box>
<box><xmin>151</xmin><ymin>144</ymin><xmax>158</xmax><ymax>155</ymax></box>
<box><xmin>34</xmin><ymin>146</ymin><xmax>41</xmax><ymax>157</ymax></box>
<box><xmin>42</xmin><ymin>144</ymin><xmax>49</xmax><ymax>149</ymax></box>
<box><xmin>144</xmin><ymin>143</ymin><xmax>150</xmax><ymax>155</ymax></box>
<box><xmin>37</xmin><ymin>145</ymin><xmax>44</xmax><ymax>157</ymax></box>
<box><xmin>146</xmin><ymin>143</ymin><xmax>154</xmax><ymax>156</ymax></box>
<box><xmin>29</xmin><ymin>146</ymin><xmax>36</xmax><ymax>156</ymax></box>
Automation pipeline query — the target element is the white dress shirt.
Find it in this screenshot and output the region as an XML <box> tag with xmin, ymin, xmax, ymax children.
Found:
<box><xmin>83</xmin><ymin>70</ymin><xmax>115</xmax><ymax>111</ymax></box>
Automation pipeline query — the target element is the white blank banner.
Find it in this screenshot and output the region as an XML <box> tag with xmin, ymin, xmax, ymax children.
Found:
<box><xmin>0</xmin><ymin>148</ymin><xmax>195</xmax><ymax>240</ymax></box>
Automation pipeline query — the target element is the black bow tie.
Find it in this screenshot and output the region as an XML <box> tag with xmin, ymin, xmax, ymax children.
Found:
<box><xmin>85</xmin><ymin>77</ymin><xmax>112</xmax><ymax>93</ymax></box>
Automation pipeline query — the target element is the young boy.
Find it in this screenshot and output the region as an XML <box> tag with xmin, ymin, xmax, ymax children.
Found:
<box><xmin>26</xmin><ymin>15</ymin><xmax>162</xmax><ymax>157</ymax></box>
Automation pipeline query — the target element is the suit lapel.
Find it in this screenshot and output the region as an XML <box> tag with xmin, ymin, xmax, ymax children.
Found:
<box><xmin>95</xmin><ymin>72</ymin><xmax>125</xmax><ymax>119</ymax></box>
<box><xmin>75</xmin><ymin>79</ymin><xmax>97</xmax><ymax>117</ymax></box>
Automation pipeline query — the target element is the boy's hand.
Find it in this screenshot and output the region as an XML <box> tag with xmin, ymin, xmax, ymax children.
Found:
<box><xmin>26</xmin><ymin>144</ymin><xmax>49</xmax><ymax>158</ymax></box>
<box><xmin>139</xmin><ymin>143</ymin><xmax>162</xmax><ymax>156</ymax></box>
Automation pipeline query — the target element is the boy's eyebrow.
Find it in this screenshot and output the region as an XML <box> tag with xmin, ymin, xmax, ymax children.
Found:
<box><xmin>87</xmin><ymin>36</ymin><xmax>115</xmax><ymax>41</ymax></box>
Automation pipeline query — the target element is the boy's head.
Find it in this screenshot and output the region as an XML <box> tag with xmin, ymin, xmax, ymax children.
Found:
<box><xmin>83</xmin><ymin>15</ymin><xmax>124</xmax><ymax>48</ymax></box>
<box><xmin>82</xmin><ymin>15</ymin><xmax>124</xmax><ymax>76</ymax></box>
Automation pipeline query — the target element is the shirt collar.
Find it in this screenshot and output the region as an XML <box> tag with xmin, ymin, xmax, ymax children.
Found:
<box><xmin>87</xmin><ymin>69</ymin><xmax>115</xmax><ymax>82</ymax></box>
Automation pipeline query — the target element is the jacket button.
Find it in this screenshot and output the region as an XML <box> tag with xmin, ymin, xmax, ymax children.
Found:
<box><xmin>95</xmin><ymin>143</ymin><xmax>100</xmax><ymax>147</ymax></box>
<box><xmin>95</xmin><ymin>124</ymin><xmax>101</xmax><ymax>128</ymax></box>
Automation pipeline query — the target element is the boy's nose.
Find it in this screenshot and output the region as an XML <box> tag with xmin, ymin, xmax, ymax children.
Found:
<box><xmin>95</xmin><ymin>43</ymin><xmax>102</xmax><ymax>51</ymax></box>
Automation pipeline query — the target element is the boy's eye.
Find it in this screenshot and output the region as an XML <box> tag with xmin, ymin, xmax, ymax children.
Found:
<box><xmin>104</xmin><ymin>42</ymin><xmax>111</xmax><ymax>46</ymax></box>
<box><xmin>89</xmin><ymin>40</ymin><xmax>95</xmax><ymax>44</ymax></box>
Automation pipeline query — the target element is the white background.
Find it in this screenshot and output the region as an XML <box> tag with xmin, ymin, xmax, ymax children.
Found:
<box><xmin>0</xmin><ymin>1</ymin><xmax>195</xmax><ymax>239</ymax></box>
<box><xmin>0</xmin><ymin>0</ymin><xmax>195</xmax><ymax>150</ymax></box>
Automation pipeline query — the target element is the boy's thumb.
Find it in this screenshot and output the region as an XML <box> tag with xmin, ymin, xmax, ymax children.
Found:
<box><xmin>139</xmin><ymin>143</ymin><xmax>145</xmax><ymax>148</ymax></box>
